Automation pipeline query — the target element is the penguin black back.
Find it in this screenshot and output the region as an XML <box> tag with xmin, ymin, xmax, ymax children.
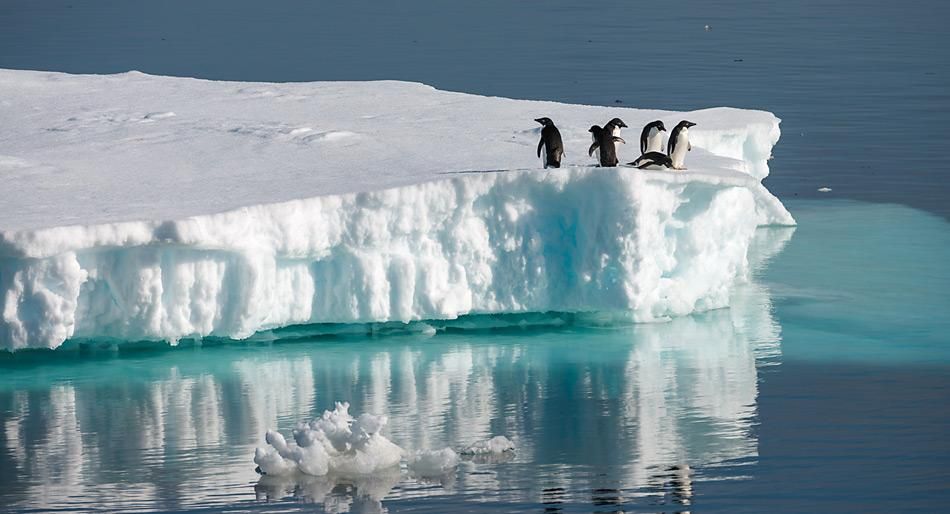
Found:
<box><xmin>535</xmin><ymin>117</ymin><xmax>564</xmax><ymax>169</ymax></box>
<box><xmin>589</xmin><ymin>125</ymin><xmax>625</xmax><ymax>167</ymax></box>
<box><xmin>629</xmin><ymin>151</ymin><xmax>674</xmax><ymax>170</ymax></box>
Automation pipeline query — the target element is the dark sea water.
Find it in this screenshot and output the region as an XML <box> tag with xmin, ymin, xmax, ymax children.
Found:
<box><xmin>1</xmin><ymin>1</ymin><xmax>949</xmax><ymax>512</ymax></box>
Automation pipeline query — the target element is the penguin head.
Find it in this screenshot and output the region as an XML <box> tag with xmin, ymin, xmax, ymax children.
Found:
<box><xmin>534</xmin><ymin>117</ymin><xmax>554</xmax><ymax>127</ymax></box>
<box><xmin>654</xmin><ymin>120</ymin><xmax>667</xmax><ymax>132</ymax></box>
<box><xmin>677</xmin><ymin>120</ymin><xmax>697</xmax><ymax>129</ymax></box>
<box><xmin>606</xmin><ymin>118</ymin><xmax>628</xmax><ymax>129</ymax></box>
<box><xmin>588</xmin><ymin>125</ymin><xmax>603</xmax><ymax>134</ymax></box>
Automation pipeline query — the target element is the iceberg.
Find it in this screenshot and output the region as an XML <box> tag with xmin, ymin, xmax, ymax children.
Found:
<box><xmin>0</xmin><ymin>69</ymin><xmax>794</xmax><ymax>350</ymax></box>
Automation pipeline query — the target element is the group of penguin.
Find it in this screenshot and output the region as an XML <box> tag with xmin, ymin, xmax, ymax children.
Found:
<box><xmin>534</xmin><ymin>117</ymin><xmax>696</xmax><ymax>170</ymax></box>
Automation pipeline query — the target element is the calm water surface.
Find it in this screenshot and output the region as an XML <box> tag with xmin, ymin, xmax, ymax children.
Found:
<box><xmin>1</xmin><ymin>1</ymin><xmax>949</xmax><ymax>512</ymax></box>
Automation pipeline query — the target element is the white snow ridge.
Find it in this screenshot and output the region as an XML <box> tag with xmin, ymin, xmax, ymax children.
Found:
<box><xmin>0</xmin><ymin>69</ymin><xmax>794</xmax><ymax>351</ymax></box>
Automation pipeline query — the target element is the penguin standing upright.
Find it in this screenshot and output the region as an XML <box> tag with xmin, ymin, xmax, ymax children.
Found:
<box><xmin>591</xmin><ymin>118</ymin><xmax>627</xmax><ymax>163</ymax></box>
<box><xmin>534</xmin><ymin>117</ymin><xmax>564</xmax><ymax>168</ymax></box>
<box><xmin>668</xmin><ymin>120</ymin><xmax>696</xmax><ymax>170</ymax></box>
<box><xmin>588</xmin><ymin>125</ymin><xmax>625</xmax><ymax>167</ymax></box>
<box><xmin>589</xmin><ymin>124</ymin><xmax>603</xmax><ymax>163</ymax></box>
<box><xmin>639</xmin><ymin>120</ymin><xmax>667</xmax><ymax>155</ymax></box>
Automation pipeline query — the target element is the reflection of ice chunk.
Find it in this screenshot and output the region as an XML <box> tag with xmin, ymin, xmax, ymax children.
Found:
<box><xmin>255</xmin><ymin>468</ymin><xmax>401</xmax><ymax>513</ymax></box>
<box><xmin>408</xmin><ymin>448</ymin><xmax>460</xmax><ymax>476</ymax></box>
<box><xmin>460</xmin><ymin>435</ymin><xmax>515</xmax><ymax>455</ymax></box>
<box><xmin>253</xmin><ymin>402</ymin><xmax>403</xmax><ymax>477</ymax></box>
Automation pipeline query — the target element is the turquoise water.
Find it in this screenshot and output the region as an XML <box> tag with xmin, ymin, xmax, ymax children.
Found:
<box><xmin>1</xmin><ymin>200</ymin><xmax>947</xmax><ymax>512</ymax></box>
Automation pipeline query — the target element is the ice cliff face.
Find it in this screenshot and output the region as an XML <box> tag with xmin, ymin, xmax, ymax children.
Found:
<box><xmin>0</xmin><ymin>70</ymin><xmax>793</xmax><ymax>350</ymax></box>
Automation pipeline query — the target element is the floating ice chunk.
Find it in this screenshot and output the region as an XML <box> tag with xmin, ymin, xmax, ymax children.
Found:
<box><xmin>253</xmin><ymin>402</ymin><xmax>403</xmax><ymax>477</ymax></box>
<box><xmin>407</xmin><ymin>448</ymin><xmax>460</xmax><ymax>476</ymax></box>
<box><xmin>818</xmin><ymin>187</ymin><xmax>832</xmax><ymax>192</ymax></box>
<box><xmin>460</xmin><ymin>435</ymin><xmax>515</xmax><ymax>455</ymax></box>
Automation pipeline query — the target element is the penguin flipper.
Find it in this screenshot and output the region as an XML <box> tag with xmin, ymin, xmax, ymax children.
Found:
<box><xmin>588</xmin><ymin>142</ymin><xmax>600</xmax><ymax>157</ymax></box>
<box><xmin>688</xmin><ymin>142</ymin><xmax>692</xmax><ymax>151</ymax></box>
<box><xmin>537</xmin><ymin>139</ymin><xmax>544</xmax><ymax>158</ymax></box>
<box><xmin>613</xmin><ymin>137</ymin><xmax>626</xmax><ymax>145</ymax></box>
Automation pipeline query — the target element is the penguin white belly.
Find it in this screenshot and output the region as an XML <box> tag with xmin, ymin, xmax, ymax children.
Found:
<box><xmin>591</xmin><ymin>133</ymin><xmax>601</xmax><ymax>162</ymax></box>
<box><xmin>541</xmin><ymin>142</ymin><xmax>548</xmax><ymax>168</ymax></box>
<box><xmin>670</xmin><ymin>132</ymin><xmax>690</xmax><ymax>169</ymax></box>
<box><xmin>646</xmin><ymin>128</ymin><xmax>664</xmax><ymax>153</ymax></box>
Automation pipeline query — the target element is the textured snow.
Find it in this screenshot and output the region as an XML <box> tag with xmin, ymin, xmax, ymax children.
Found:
<box><xmin>0</xmin><ymin>69</ymin><xmax>794</xmax><ymax>350</ymax></box>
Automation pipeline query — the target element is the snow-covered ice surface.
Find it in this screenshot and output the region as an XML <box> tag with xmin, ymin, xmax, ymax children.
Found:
<box><xmin>0</xmin><ymin>69</ymin><xmax>794</xmax><ymax>350</ymax></box>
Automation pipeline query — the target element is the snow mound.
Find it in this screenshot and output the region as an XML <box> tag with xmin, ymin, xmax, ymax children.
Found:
<box><xmin>254</xmin><ymin>402</ymin><xmax>403</xmax><ymax>477</ymax></box>
<box><xmin>0</xmin><ymin>69</ymin><xmax>794</xmax><ymax>351</ymax></box>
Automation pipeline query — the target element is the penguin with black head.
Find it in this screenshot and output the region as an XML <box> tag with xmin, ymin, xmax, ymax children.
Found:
<box><xmin>591</xmin><ymin>118</ymin><xmax>627</xmax><ymax>163</ymax></box>
<box><xmin>604</xmin><ymin>117</ymin><xmax>628</xmax><ymax>139</ymax></box>
<box><xmin>639</xmin><ymin>120</ymin><xmax>667</xmax><ymax>155</ymax></box>
<box><xmin>668</xmin><ymin>120</ymin><xmax>696</xmax><ymax>170</ymax></box>
<box><xmin>534</xmin><ymin>117</ymin><xmax>564</xmax><ymax>169</ymax></box>
<box><xmin>589</xmin><ymin>125</ymin><xmax>625</xmax><ymax>167</ymax></box>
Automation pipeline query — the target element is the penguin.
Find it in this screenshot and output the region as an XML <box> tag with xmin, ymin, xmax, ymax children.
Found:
<box><xmin>592</xmin><ymin>118</ymin><xmax>627</xmax><ymax>163</ymax></box>
<box><xmin>639</xmin><ymin>120</ymin><xmax>667</xmax><ymax>155</ymax></box>
<box><xmin>588</xmin><ymin>125</ymin><xmax>625</xmax><ymax>167</ymax></box>
<box><xmin>628</xmin><ymin>151</ymin><xmax>674</xmax><ymax>170</ymax></box>
<box><xmin>604</xmin><ymin>117</ymin><xmax>628</xmax><ymax>139</ymax></box>
<box><xmin>667</xmin><ymin>120</ymin><xmax>696</xmax><ymax>170</ymax></box>
<box><xmin>534</xmin><ymin>117</ymin><xmax>564</xmax><ymax>168</ymax></box>
<box><xmin>589</xmin><ymin>124</ymin><xmax>603</xmax><ymax>163</ymax></box>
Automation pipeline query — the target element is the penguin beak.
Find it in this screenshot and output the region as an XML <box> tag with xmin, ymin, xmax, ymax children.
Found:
<box><xmin>534</xmin><ymin>118</ymin><xmax>544</xmax><ymax>125</ymax></box>
<box><xmin>620</xmin><ymin>121</ymin><xmax>628</xmax><ymax>128</ymax></box>
<box><xmin>686</xmin><ymin>121</ymin><xmax>696</xmax><ymax>127</ymax></box>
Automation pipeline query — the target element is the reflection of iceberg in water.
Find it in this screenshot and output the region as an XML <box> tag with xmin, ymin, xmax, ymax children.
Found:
<box><xmin>0</xmin><ymin>227</ymin><xmax>793</xmax><ymax>511</ymax></box>
<box><xmin>255</xmin><ymin>469</ymin><xmax>402</xmax><ymax>514</ymax></box>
